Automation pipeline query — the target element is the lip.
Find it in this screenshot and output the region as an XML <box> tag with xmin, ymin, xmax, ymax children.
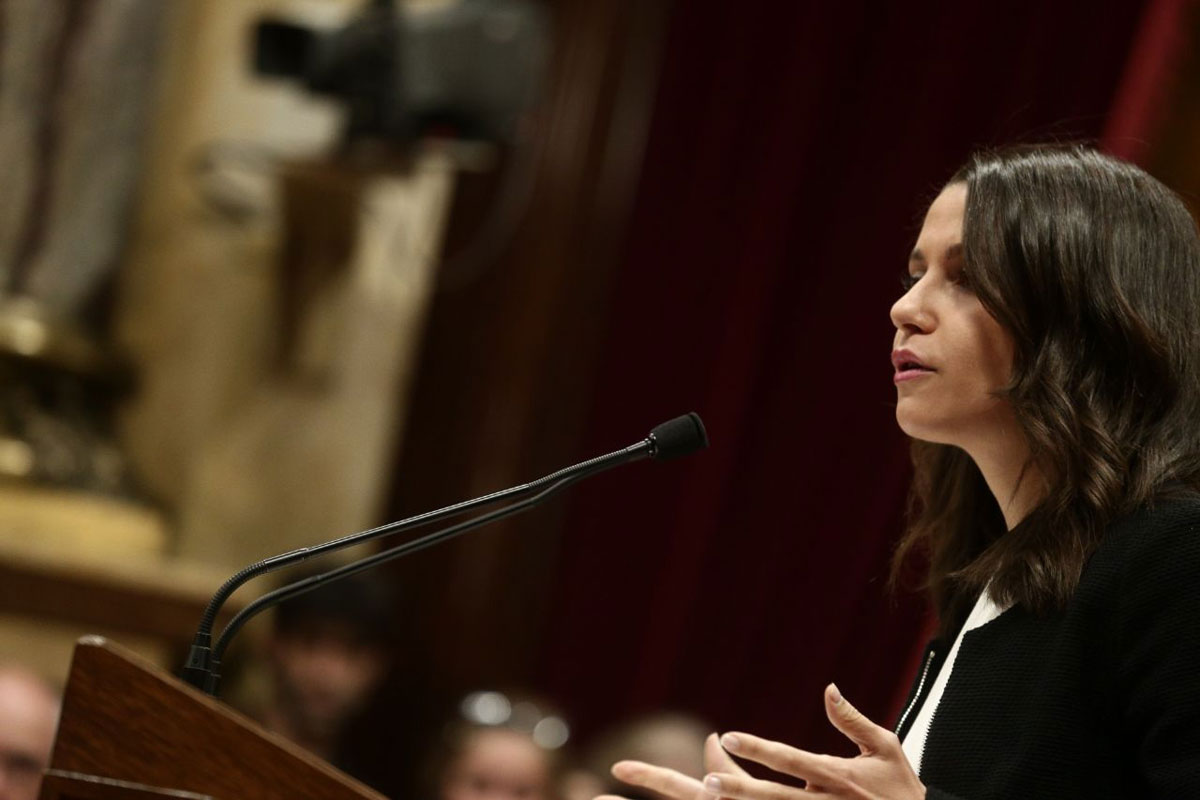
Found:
<box><xmin>892</xmin><ymin>349</ymin><xmax>936</xmax><ymax>383</ymax></box>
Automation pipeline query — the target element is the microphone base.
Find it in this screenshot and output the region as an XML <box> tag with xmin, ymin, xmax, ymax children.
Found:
<box><xmin>180</xmin><ymin>641</ymin><xmax>214</xmax><ymax>692</ymax></box>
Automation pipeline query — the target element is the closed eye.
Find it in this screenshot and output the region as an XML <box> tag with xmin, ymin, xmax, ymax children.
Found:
<box><xmin>899</xmin><ymin>272</ymin><xmax>921</xmax><ymax>292</ymax></box>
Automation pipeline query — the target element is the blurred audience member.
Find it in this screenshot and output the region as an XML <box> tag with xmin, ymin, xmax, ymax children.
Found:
<box><xmin>430</xmin><ymin>691</ymin><xmax>570</xmax><ymax>800</ymax></box>
<box><xmin>261</xmin><ymin>571</ymin><xmax>397</xmax><ymax>761</ymax></box>
<box><xmin>563</xmin><ymin>713</ymin><xmax>710</xmax><ymax>800</ymax></box>
<box><xmin>0</xmin><ymin>664</ymin><xmax>59</xmax><ymax>800</ymax></box>
<box><xmin>240</xmin><ymin>570</ymin><xmax>398</xmax><ymax>762</ymax></box>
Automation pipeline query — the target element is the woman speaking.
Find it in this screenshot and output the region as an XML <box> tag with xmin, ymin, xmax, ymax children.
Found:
<box><xmin>603</xmin><ymin>146</ymin><xmax>1200</xmax><ymax>798</ymax></box>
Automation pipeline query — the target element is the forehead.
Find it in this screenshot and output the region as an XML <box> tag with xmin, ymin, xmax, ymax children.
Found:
<box><xmin>912</xmin><ymin>183</ymin><xmax>966</xmax><ymax>260</ymax></box>
<box><xmin>462</xmin><ymin>729</ymin><xmax>543</xmax><ymax>764</ymax></box>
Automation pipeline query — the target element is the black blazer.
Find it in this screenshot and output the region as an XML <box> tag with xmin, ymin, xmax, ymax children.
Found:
<box><xmin>894</xmin><ymin>496</ymin><xmax>1200</xmax><ymax>799</ymax></box>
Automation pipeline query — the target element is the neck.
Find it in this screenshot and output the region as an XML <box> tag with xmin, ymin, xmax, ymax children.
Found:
<box><xmin>968</xmin><ymin>432</ymin><xmax>1043</xmax><ymax>530</ymax></box>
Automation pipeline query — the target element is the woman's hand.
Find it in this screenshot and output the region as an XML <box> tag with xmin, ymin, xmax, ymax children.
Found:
<box><xmin>604</xmin><ymin>731</ymin><xmax>749</xmax><ymax>800</ymax></box>
<box><xmin>602</xmin><ymin>684</ymin><xmax>924</xmax><ymax>800</ymax></box>
<box><xmin>708</xmin><ymin>684</ymin><xmax>924</xmax><ymax>799</ymax></box>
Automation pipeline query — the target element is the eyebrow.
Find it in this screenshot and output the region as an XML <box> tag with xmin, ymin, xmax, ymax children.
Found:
<box><xmin>909</xmin><ymin>243</ymin><xmax>963</xmax><ymax>263</ymax></box>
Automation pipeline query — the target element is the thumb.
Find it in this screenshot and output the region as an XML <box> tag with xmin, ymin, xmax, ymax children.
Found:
<box><xmin>704</xmin><ymin>732</ymin><xmax>748</xmax><ymax>776</ymax></box>
<box><xmin>824</xmin><ymin>683</ymin><xmax>889</xmax><ymax>755</ymax></box>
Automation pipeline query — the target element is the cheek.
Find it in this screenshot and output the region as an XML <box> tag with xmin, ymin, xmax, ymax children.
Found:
<box><xmin>972</xmin><ymin>315</ymin><xmax>1014</xmax><ymax>388</ymax></box>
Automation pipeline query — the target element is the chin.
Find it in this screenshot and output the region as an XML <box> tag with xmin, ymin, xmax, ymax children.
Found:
<box><xmin>895</xmin><ymin>408</ymin><xmax>958</xmax><ymax>446</ymax></box>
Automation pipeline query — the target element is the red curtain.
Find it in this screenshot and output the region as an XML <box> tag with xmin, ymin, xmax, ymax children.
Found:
<box><xmin>537</xmin><ymin>0</ymin><xmax>1178</xmax><ymax>757</ymax></box>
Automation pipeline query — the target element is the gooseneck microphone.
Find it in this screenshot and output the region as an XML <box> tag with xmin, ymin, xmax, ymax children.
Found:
<box><xmin>181</xmin><ymin>413</ymin><xmax>707</xmax><ymax>694</ymax></box>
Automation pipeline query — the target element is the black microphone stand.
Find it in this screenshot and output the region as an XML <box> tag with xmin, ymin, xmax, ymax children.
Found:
<box><xmin>181</xmin><ymin>413</ymin><xmax>707</xmax><ymax>695</ymax></box>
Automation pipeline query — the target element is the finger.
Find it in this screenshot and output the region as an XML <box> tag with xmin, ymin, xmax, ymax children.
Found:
<box><xmin>823</xmin><ymin>683</ymin><xmax>894</xmax><ymax>756</ymax></box>
<box><xmin>612</xmin><ymin>760</ymin><xmax>707</xmax><ymax>800</ymax></box>
<box><xmin>702</xmin><ymin>771</ymin><xmax>801</xmax><ymax>800</ymax></box>
<box><xmin>706</xmin><ymin>733</ymin><xmax>749</xmax><ymax>776</ymax></box>
<box><xmin>717</xmin><ymin>733</ymin><xmax>840</xmax><ymax>787</ymax></box>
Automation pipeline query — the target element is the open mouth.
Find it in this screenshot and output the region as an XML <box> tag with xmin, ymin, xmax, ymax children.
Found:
<box><xmin>897</xmin><ymin>360</ymin><xmax>934</xmax><ymax>373</ymax></box>
<box><xmin>891</xmin><ymin>350</ymin><xmax>936</xmax><ymax>380</ymax></box>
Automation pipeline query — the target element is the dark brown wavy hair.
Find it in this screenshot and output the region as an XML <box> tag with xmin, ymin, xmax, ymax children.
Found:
<box><xmin>891</xmin><ymin>145</ymin><xmax>1200</xmax><ymax>635</ymax></box>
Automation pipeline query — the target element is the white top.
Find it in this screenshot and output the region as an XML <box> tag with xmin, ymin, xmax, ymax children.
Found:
<box><xmin>900</xmin><ymin>589</ymin><xmax>1008</xmax><ymax>776</ymax></box>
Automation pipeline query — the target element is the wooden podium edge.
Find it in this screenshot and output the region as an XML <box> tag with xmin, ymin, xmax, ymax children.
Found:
<box><xmin>42</xmin><ymin>769</ymin><xmax>215</xmax><ymax>799</ymax></box>
<box><xmin>49</xmin><ymin>636</ymin><xmax>387</xmax><ymax>800</ymax></box>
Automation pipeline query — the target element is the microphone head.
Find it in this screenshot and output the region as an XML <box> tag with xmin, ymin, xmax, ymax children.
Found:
<box><xmin>648</xmin><ymin>413</ymin><xmax>709</xmax><ymax>460</ymax></box>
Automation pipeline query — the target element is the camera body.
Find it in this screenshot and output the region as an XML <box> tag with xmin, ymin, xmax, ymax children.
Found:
<box><xmin>254</xmin><ymin>0</ymin><xmax>549</xmax><ymax>144</ymax></box>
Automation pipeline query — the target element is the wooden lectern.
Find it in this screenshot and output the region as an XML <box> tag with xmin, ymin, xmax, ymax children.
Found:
<box><xmin>40</xmin><ymin>636</ymin><xmax>386</xmax><ymax>800</ymax></box>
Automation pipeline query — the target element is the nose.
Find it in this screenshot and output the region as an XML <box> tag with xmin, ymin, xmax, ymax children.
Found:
<box><xmin>890</xmin><ymin>279</ymin><xmax>933</xmax><ymax>335</ymax></box>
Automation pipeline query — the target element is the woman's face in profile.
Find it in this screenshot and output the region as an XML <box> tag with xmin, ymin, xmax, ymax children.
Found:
<box><xmin>889</xmin><ymin>183</ymin><xmax>1016</xmax><ymax>452</ymax></box>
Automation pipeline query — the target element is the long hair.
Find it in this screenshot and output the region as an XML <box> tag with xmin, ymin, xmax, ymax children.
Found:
<box><xmin>892</xmin><ymin>145</ymin><xmax>1200</xmax><ymax>635</ymax></box>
